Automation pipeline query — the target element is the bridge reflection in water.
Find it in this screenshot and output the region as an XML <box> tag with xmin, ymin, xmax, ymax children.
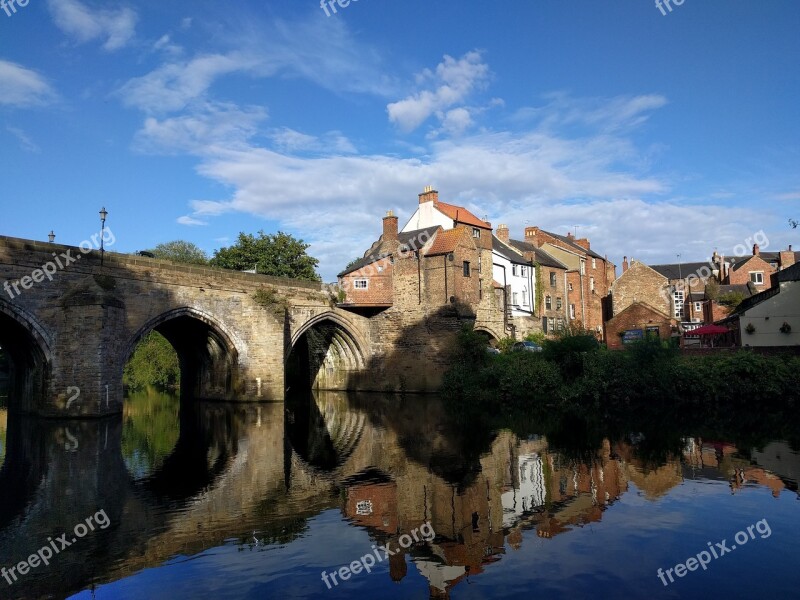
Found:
<box><xmin>0</xmin><ymin>392</ymin><xmax>799</xmax><ymax>599</ymax></box>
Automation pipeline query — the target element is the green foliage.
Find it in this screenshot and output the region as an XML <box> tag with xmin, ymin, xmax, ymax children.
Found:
<box><xmin>121</xmin><ymin>389</ymin><xmax>179</xmax><ymax>479</ymax></box>
<box><xmin>704</xmin><ymin>278</ymin><xmax>720</xmax><ymax>301</ymax></box>
<box><xmin>252</xmin><ymin>286</ymin><xmax>288</xmax><ymax>316</ymax></box>
<box><xmin>210</xmin><ymin>230</ymin><xmax>321</xmax><ymax>281</ymax></box>
<box><xmin>534</xmin><ymin>263</ymin><xmax>544</xmax><ymax>317</ymax></box>
<box><xmin>524</xmin><ymin>331</ymin><xmax>547</xmax><ymax>345</ymax></box>
<box><xmin>149</xmin><ymin>240</ymin><xmax>209</xmax><ymax>265</ymax></box>
<box><xmin>541</xmin><ymin>325</ymin><xmax>600</xmax><ymax>379</ymax></box>
<box><xmin>123</xmin><ymin>331</ymin><xmax>179</xmax><ymax>391</ymax></box>
<box><xmin>718</xmin><ymin>291</ymin><xmax>744</xmax><ymax>307</ymax></box>
<box><xmin>497</xmin><ymin>337</ymin><xmax>516</xmax><ymax>353</ymax></box>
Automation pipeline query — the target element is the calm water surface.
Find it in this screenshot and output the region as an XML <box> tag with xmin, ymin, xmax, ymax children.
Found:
<box><xmin>0</xmin><ymin>390</ymin><xmax>798</xmax><ymax>599</ymax></box>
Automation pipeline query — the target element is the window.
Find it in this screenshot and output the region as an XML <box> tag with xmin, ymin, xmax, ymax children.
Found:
<box><xmin>557</xmin><ymin>318</ymin><xmax>564</xmax><ymax>331</ymax></box>
<box><xmin>512</xmin><ymin>292</ymin><xmax>519</xmax><ymax>305</ymax></box>
<box><xmin>548</xmin><ymin>317</ymin><xmax>555</xmax><ymax>332</ymax></box>
<box><xmin>463</xmin><ymin>261</ymin><xmax>471</xmax><ymax>277</ymax></box>
<box><xmin>590</xmin><ymin>277</ymin><xmax>595</xmax><ymax>292</ymax></box>
<box><xmin>521</xmin><ymin>266</ymin><xmax>527</xmax><ymax>276</ymax></box>
<box><xmin>750</xmin><ymin>271</ymin><xmax>764</xmax><ymax>285</ymax></box>
<box><xmin>522</xmin><ymin>291</ymin><xmax>528</xmax><ymax>306</ymax></box>
<box><xmin>694</xmin><ymin>302</ymin><xmax>702</xmax><ymax>313</ymax></box>
<box><xmin>568</xmin><ymin>283</ymin><xmax>573</xmax><ymax>291</ymax></box>
<box><xmin>545</xmin><ymin>295</ymin><xmax>552</xmax><ymax>310</ymax></box>
<box><xmin>556</xmin><ymin>297</ymin><xmax>562</xmax><ymax>310</ymax></box>
<box><xmin>354</xmin><ymin>279</ymin><xmax>368</xmax><ymax>289</ymax></box>
<box><xmin>550</xmin><ymin>272</ymin><xmax>557</xmax><ymax>286</ymax></box>
<box><xmin>580</xmin><ymin>260</ymin><xmax>586</xmax><ymax>275</ymax></box>
<box><xmin>673</xmin><ymin>290</ymin><xmax>684</xmax><ymax>319</ymax></box>
<box><xmin>512</xmin><ymin>265</ymin><xmax>518</xmax><ymax>276</ymax></box>
<box><xmin>472</xmin><ymin>228</ymin><xmax>481</xmax><ymax>238</ymax></box>
<box><xmin>569</xmin><ymin>304</ymin><xmax>576</xmax><ymax>319</ymax></box>
<box><xmin>592</xmin><ymin>258</ymin><xmax>596</xmax><ymax>269</ymax></box>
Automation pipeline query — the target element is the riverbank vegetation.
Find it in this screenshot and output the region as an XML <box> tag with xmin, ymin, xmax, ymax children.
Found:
<box><xmin>443</xmin><ymin>326</ymin><xmax>800</xmax><ymax>453</ymax></box>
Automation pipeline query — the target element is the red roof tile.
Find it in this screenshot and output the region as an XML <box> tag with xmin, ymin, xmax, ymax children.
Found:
<box><xmin>435</xmin><ymin>201</ymin><xmax>491</xmax><ymax>229</ymax></box>
<box><xmin>425</xmin><ymin>229</ymin><xmax>464</xmax><ymax>256</ymax></box>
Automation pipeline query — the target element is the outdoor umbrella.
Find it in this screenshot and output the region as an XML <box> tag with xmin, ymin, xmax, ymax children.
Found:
<box><xmin>686</xmin><ymin>324</ymin><xmax>729</xmax><ymax>336</ymax></box>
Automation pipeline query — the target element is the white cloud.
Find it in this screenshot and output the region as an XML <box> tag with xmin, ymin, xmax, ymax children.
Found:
<box><xmin>177</xmin><ymin>215</ymin><xmax>207</xmax><ymax>226</ymax></box>
<box><xmin>0</xmin><ymin>60</ymin><xmax>57</xmax><ymax>107</ymax></box>
<box><xmin>47</xmin><ymin>0</ymin><xmax>137</xmax><ymax>51</ymax></box>
<box><xmin>133</xmin><ymin>102</ymin><xmax>268</xmax><ymax>154</ymax></box>
<box><xmin>7</xmin><ymin>127</ymin><xmax>40</xmax><ymax>152</ymax></box>
<box><xmin>268</xmin><ymin>127</ymin><xmax>357</xmax><ymax>155</ymax></box>
<box><xmin>387</xmin><ymin>51</ymin><xmax>490</xmax><ymax>132</ymax></box>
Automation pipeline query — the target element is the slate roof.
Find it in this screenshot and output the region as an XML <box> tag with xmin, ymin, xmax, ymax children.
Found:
<box><xmin>650</xmin><ymin>262</ymin><xmax>712</xmax><ymax>280</ymax></box>
<box><xmin>434</xmin><ymin>201</ymin><xmax>492</xmax><ymax>229</ymax></box>
<box><xmin>507</xmin><ymin>239</ymin><xmax>569</xmax><ymax>269</ymax></box>
<box><xmin>537</xmin><ymin>228</ymin><xmax>604</xmax><ymax>260</ymax></box>
<box><xmin>492</xmin><ymin>236</ymin><xmax>529</xmax><ymax>264</ymax></box>
<box><xmin>337</xmin><ymin>226</ymin><xmax>439</xmax><ymax>277</ymax></box>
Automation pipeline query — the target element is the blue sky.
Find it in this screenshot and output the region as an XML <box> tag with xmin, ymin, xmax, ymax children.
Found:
<box><xmin>1</xmin><ymin>0</ymin><xmax>798</xmax><ymax>280</ymax></box>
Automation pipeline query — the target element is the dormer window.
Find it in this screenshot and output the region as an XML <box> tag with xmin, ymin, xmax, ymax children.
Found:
<box><xmin>472</xmin><ymin>228</ymin><xmax>481</xmax><ymax>238</ymax></box>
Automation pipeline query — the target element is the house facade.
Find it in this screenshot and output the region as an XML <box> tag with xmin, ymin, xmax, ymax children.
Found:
<box><xmin>521</xmin><ymin>227</ymin><xmax>614</xmax><ymax>338</ymax></box>
<box><xmin>490</xmin><ymin>230</ymin><xmax>535</xmax><ymax>317</ymax></box>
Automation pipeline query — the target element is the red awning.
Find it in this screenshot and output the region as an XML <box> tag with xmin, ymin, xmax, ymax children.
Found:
<box><xmin>685</xmin><ymin>324</ymin><xmax>729</xmax><ymax>336</ymax></box>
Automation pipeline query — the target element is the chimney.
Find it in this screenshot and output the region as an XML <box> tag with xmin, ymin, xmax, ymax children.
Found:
<box><xmin>383</xmin><ymin>210</ymin><xmax>398</xmax><ymax>241</ymax></box>
<box><xmin>574</xmin><ymin>237</ymin><xmax>591</xmax><ymax>251</ymax></box>
<box><xmin>779</xmin><ymin>245</ymin><xmax>795</xmax><ymax>270</ymax></box>
<box><xmin>566</xmin><ymin>232</ymin><xmax>575</xmax><ymax>240</ymax></box>
<box><xmin>418</xmin><ymin>185</ymin><xmax>438</xmax><ymax>205</ymax></box>
<box><xmin>496</xmin><ymin>224</ymin><xmax>509</xmax><ymax>243</ymax></box>
<box><xmin>622</xmin><ymin>256</ymin><xmax>629</xmax><ymax>273</ymax></box>
<box><xmin>524</xmin><ymin>226</ymin><xmax>539</xmax><ymax>244</ymax></box>
<box><xmin>753</xmin><ymin>243</ymin><xmax>760</xmax><ymax>256</ymax></box>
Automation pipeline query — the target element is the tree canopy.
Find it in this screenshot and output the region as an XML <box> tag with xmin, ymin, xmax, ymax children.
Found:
<box><xmin>210</xmin><ymin>231</ymin><xmax>321</xmax><ymax>281</ymax></box>
<box><xmin>149</xmin><ymin>240</ymin><xmax>209</xmax><ymax>265</ymax></box>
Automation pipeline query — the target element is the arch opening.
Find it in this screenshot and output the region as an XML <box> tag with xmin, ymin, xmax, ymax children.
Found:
<box><xmin>286</xmin><ymin>317</ymin><xmax>365</xmax><ymax>393</ymax></box>
<box><xmin>0</xmin><ymin>308</ymin><xmax>50</xmax><ymax>415</ymax></box>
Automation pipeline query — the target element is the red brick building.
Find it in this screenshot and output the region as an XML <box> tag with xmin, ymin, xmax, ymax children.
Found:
<box><xmin>520</xmin><ymin>227</ymin><xmax>615</xmax><ymax>338</ymax></box>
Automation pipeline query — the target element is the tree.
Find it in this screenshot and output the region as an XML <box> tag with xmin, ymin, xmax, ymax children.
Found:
<box><xmin>704</xmin><ymin>278</ymin><xmax>720</xmax><ymax>302</ymax></box>
<box><xmin>149</xmin><ymin>240</ymin><xmax>208</xmax><ymax>265</ymax></box>
<box><xmin>210</xmin><ymin>231</ymin><xmax>321</xmax><ymax>281</ymax></box>
<box><xmin>123</xmin><ymin>331</ymin><xmax>179</xmax><ymax>391</ymax></box>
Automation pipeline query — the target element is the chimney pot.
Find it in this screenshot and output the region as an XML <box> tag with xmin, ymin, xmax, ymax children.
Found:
<box><xmin>418</xmin><ymin>186</ymin><xmax>438</xmax><ymax>205</ymax></box>
<box><xmin>622</xmin><ymin>256</ymin><xmax>629</xmax><ymax>273</ymax></box>
<box><xmin>753</xmin><ymin>243</ymin><xmax>760</xmax><ymax>256</ymax></box>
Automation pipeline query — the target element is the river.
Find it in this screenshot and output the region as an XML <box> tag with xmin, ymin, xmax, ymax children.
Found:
<box><xmin>0</xmin><ymin>390</ymin><xmax>798</xmax><ymax>599</ymax></box>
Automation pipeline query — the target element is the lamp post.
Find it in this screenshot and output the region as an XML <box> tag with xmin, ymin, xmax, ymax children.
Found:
<box><xmin>48</xmin><ymin>230</ymin><xmax>55</xmax><ymax>243</ymax></box>
<box><xmin>99</xmin><ymin>207</ymin><xmax>108</xmax><ymax>266</ymax></box>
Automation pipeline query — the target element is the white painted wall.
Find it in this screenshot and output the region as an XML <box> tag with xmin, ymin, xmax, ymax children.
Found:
<box><xmin>739</xmin><ymin>281</ymin><xmax>800</xmax><ymax>347</ymax></box>
<box><xmin>401</xmin><ymin>201</ymin><xmax>453</xmax><ymax>232</ymax></box>
<box><xmin>501</xmin><ymin>453</ymin><xmax>546</xmax><ymax>527</ymax></box>
<box><xmin>492</xmin><ymin>251</ymin><xmax>534</xmax><ymax>316</ymax></box>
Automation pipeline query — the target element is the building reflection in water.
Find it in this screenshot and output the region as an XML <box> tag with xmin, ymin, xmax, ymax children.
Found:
<box><xmin>0</xmin><ymin>390</ymin><xmax>798</xmax><ymax>599</ymax></box>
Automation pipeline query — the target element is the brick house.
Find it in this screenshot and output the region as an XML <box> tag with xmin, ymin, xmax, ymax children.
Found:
<box><xmin>521</xmin><ymin>227</ymin><xmax>615</xmax><ymax>338</ymax></box>
<box><xmin>647</xmin><ymin>259</ymin><xmax>712</xmax><ymax>322</ymax></box>
<box><xmin>504</xmin><ymin>231</ymin><xmax>569</xmax><ymax>335</ymax></box>
<box><xmin>604</xmin><ymin>259</ymin><xmax>676</xmax><ymax>348</ymax></box>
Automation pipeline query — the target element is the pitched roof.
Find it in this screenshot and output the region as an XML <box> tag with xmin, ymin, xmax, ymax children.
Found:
<box><xmin>650</xmin><ymin>262</ymin><xmax>712</xmax><ymax>280</ymax></box>
<box><xmin>718</xmin><ymin>284</ymin><xmax>755</xmax><ymax>297</ymax></box>
<box><xmin>776</xmin><ymin>260</ymin><xmax>800</xmax><ymax>283</ymax></box>
<box><xmin>538</xmin><ymin>228</ymin><xmax>604</xmax><ymax>260</ymax></box>
<box><xmin>491</xmin><ymin>236</ymin><xmax>529</xmax><ymax>264</ymax></box>
<box><xmin>507</xmin><ymin>239</ymin><xmax>568</xmax><ymax>269</ymax></box>
<box><xmin>426</xmin><ymin>228</ymin><xmax>465</xmax><ymax>256</ymax></box>
<box><xmin>730</xmin><ymin>254</ymin><xmax>772</xmax><ymax>272</ymax></box>
<box><xmin>337</xmin><ymin>226</ymin><xmax>440</xmax><ymax>277</ymax></box>
<box><xmin>434</xmin><ymin>201</ymin><xmax>491</xmax><ymax>229</ymax></box>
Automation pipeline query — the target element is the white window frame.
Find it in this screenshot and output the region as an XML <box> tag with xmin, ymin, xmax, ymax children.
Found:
<box><xmin>590</xmin><ymin>277</ymin><xmax>595</xmax><ymax>292</ymax></box>
<box><xmin>580</xmin><ymin>260</ymin><xmax>586</xmax><ymax>275</ymax></box>
<box><xmin>354</xmin><ymin>279</ymin><xmax>368</xmax><ymax>289</ymax></box>
<box><xmin>694</xmin><ymin>301</ymin><xmax>702</xmax><ymax>313</ymax></box>
<box><xmin>512</xmin><ymin>265</ymin><xmax>518</xmax><ymax>276</ymax></box>
<box><xmin>592</xmin><ymin>258</ymin><xmax>596</xmax><ymax>269</ymax></box>
<box><xmin>550</xmin><ymin>272</ymin><xmax>557</xmax><ymax>287</ymax></box>
<box><xmin>521</xmin><ymin>265</ymin><xmax>527</xmax><ymax>276</ymax></box>
<box><xmin>749</xmin><ymin>271</ymin><xmax>764</xmax><ymax>284</ymax></box>
<box><xmin>569</xmin><ymin>304</ymin><xmax>576</xmax><ymax>319</ymax></box>
<box><xmin>556</xmin><ymin>297</ymin><xmax>562</xmax><ymax>310</ymax></box>
<box><xmin>673</xmin><ymin>290</ymin><xmax>684</xmax><ymax>319</ymax></box>
<box><xmin>512</xmin><ymin>292</ymin><xmax>519</xmax><ymax>305</ymax></box>
<box><xmin>548</xmin><ymin>317</ymin><xmax>555</xmax><ymax>332</ymax></box>
<box><xmin>472</xmin><ymin>228</ymin><xmax>481</xmax><ymax>238</ymax></box>
<box><xmin>545</xmin><ymin>295</ymin><xmax>552</xmax><ymax>310</ymax></box>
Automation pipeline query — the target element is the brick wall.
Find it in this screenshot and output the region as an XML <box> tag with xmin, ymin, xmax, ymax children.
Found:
<box><xmin>604</xmin><ymin>302</ymin><xmax>675</xmax><ymax>350</ymax></box>
<box><xmin>611</xmin><ymin>261</ymin><xmax>670</xmax><ymax>316</ymax></box>
<box><xmin>340</xmin><ymin>257</ymin><xmax>394</xmax><ymax>306</ymax></box>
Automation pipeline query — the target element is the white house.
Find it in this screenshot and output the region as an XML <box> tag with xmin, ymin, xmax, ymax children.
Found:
<box><xmin>491</xmin><ymin>233</ymin><xmax>535</xmax><ymax>317</ymax></box>
<box><xmin>728</xmin><ymin>261</ymin><xmax>800</xmax><ymax>347</ymax></box>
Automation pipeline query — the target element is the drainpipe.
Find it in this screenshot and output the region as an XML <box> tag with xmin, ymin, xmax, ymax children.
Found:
<box><xmin>417</xmin><ymin>250</ymin><xmax>422</xmax><ymax>304</ymax></box>
<box><xmin>495</xmin><ymin>262</ymin><xmax>508</xmax><ymax>334</ymax></box>
<box><xmin>444</xmin><ymin>254</ymin><xmax>448</xmax><ymax>303</ymax></box>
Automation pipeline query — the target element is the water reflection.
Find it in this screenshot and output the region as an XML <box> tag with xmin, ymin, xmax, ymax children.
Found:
<box><xmin>0</xmin><ymin>391</ymin><xmax>797</xmax><ymax>599</ymax></box>
<box><xmin>122</xmin><ymin>388</ymin><xmax>179</xmax><ymax>479</ymax></box>
<box><xmin>0</xmin><ymin>407</ymin><xmax>6</xmax><ymax>469</ymax></box>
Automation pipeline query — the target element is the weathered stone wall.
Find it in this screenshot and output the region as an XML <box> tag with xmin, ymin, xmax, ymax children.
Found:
<box><xmin>611</xmin><ymin>260</ymin><xmax>670</xmax><ymax>316</ymax></box>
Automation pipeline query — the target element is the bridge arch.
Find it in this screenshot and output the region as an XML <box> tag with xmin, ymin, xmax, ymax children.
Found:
<box><xmin>287</xmin><ymin>311</ymin><xmax>367</xmax><ymax>391</ymax></box>
<box><xmin>124</xmin><ymin>307</ymin><xmax>241</xmax><ymax>401</ymax></box>
<box><xmin>0</xmin><ymin>300</ymin><xmax>52</xmax><ymax>413</ymax></box>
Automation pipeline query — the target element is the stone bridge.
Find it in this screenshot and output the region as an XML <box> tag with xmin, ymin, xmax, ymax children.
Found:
<box><xmin>0</xmin><ymin>236</ymin><xmax>374</xmax><ymax>417</ymax></box>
